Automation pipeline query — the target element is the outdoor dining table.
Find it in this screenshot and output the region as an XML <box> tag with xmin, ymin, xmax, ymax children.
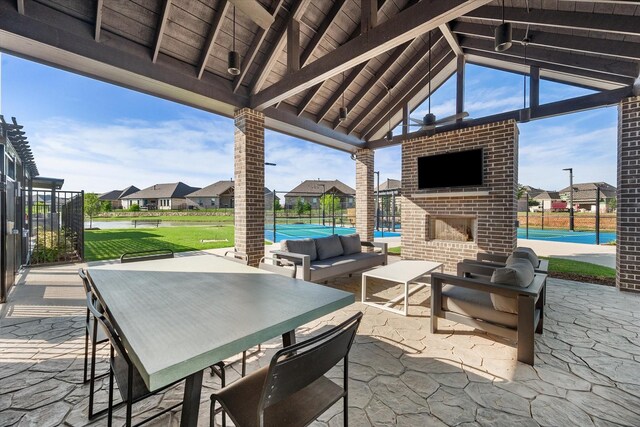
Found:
<box><xmin>87</xmin><ymin>252</ymin><xmax>355</xmax><ymax>427</ymax></box>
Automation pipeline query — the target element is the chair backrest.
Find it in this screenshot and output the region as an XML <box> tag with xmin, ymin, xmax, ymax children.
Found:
<box><xmin>224</xmin><ymin>250</ymin><xmax>249</xmax><ymax>265</ymax></box>
<box><xmin>78</xmin><ymin>268</ymin><xmax>92</xmax><ymax>294</ymax></box>
<box><xmin>258</xmin><ymin>257</ymin><xmax>297</xmax><ymax>278</ymax></box>
<box><xmin>259</xmin><ymin>312</ymin><xmax>363</xmax><ymax>411</ymax></box>
<box><xmin>120</xmin><ymin>248</ymin><xmax>174</xmax><ymax>263</ymax></box>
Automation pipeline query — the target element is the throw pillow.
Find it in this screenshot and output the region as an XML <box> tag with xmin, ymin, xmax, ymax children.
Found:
<box><xmin>339</xmin><ymin>234</ymin><xmax>362</xmax><ymax>255</ymax></box>
<box><xmin>315</xmin><ymin>235</ymin><xmax>345</xmax><ymax>260</ymax></box>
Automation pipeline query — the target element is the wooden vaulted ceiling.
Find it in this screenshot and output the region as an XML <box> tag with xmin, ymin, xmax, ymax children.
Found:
<box><xmin>1</xmin><ymin>0</ymin><xmax>639</xmax><ymax>153</ymax></box>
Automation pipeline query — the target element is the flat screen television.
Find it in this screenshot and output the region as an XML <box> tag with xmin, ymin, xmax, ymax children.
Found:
<box><xmin>418</xmin><ymin>148</ymin><xmax>483</xmax><ymax>189</ymax></box>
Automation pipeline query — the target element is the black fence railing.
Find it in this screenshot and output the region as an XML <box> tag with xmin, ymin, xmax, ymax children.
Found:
<box><xmin>29</xmin><ymin>190</ymin><xmax>84</xmax><ymax>265</ymax></box>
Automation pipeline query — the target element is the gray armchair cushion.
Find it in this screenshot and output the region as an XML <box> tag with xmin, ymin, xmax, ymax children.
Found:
<box><xmin>490</xmin><ymin>258</ymin><xmax>535</xmax><ymax>314</ymax></box>
<box><xmin>315</xmin><ymin>235</ymin><xmax>344</xmax><ymax>260</ymax></box>
<box><xmin>281</xmin><ymin>239</ymin><xmax>317</xmax><ymax>262</ymax></box>
<box><xmin>339</xmin><ymin>234</ymin><xmax>362</xmax><ymax>255</ymax></box>
<box><xmin>512</xmin><ymin>247</ymin><xmax>539</xmax><ymax>268</ymax></box>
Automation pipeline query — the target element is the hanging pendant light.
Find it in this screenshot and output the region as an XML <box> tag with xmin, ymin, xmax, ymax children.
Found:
<box><xmin>338</xmin><ymin>72</ymin><xmax>348</xmax><ymax>121</ymax></box>
<box><xmin>386</xmin><ymin>86</ymin><xmax>393</xmax><ymax>141</ymax></box>
<box><xmin>424</xmin><ymin>30</ymin><xmax>436</xmax><ymax>126</ymax></box>
<box><xmin>519</xmin><ymin>37</ymin><xmax>531</xmax><ymax>122</ymax></box>
<box><xmin>494</xmin><ymin>0</ymin><xmax>512</xmax><ymax>52</ymax></box>
<box><xmin>227</xmin><ymin>6</ymin><xmax>241</xmax><ymax>75</ymax></box>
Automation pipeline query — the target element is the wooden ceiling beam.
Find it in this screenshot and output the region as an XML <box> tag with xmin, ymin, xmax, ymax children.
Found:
<box><xmin>250</xmin><ymin>0</ymin><xmax>493</xmax><ymax>110</ymax></box>
<box><xmin>95</xmin><ymin>0</ymin><xmax>103</xmax><ymax>41</ymax></box>
<box><xmin>451</xmin><ymin>21</ymin><xmax>640</xmax><ymax>62</ymax></box>
<box><xmin>363</xmin><ymin>50</ymin><xmax>456</xmax><ymax>140</ymax></box>
<box><xmin>300</xmin><ymin>0</ymin><xmax>348</xmax><ymax>67</ymax></box>
<box><xmin>197</xmin><ymin>0</ymin><xmax>230</xmax><ymax>80</ymax></box>
<box><xmin>361</xmin><ymin>0</ymin><xmax>377</xmax><ymax>34</ymax></box>
<box><xmin>232</xmin><ymin>0</ymin><xmax>285</xmax><ymax>93</ymax></box>
<box><xmin>332</xmin><ymin>41</ymin><xmax>412</xmax><ymax>129</ymax></box>
<box><xmin>346</xmin><ymin>37</ymin><xmax>440</xmax><ymax>135</ymax></box>
<box><xmin>439</xmin><ymin>23</ymin><xmax>462</xmax><ymax>56</ymax></box>
<box><xmin>287</xmin><ymin>19</ymin><xmax>300</xmax><ymax>73</ymax></box>
<box><xmin>314</xmin><ymin>62</ymin><xmax>367</xmax><ymax>121</ymax></box>
<box><xmin>16</xmin><ymin>0</ymin><xmax>24</xmax><ymax>15</ymax></box>
<box><xmin>152</xmin><ymin>0</ymin><xmax>172</xmax><ymax>63</ymax></box>
<box><xmin>250</xmin><ymin>0</ymin><xmax>311</xmax><ymax>95</ymax></box>
<box><xmin>465</xmin><ymin>6</ymin><xmax>640</xmax><ymax>36</ymax></box>
<box><xmin>459</xmin><ymin>36</ymin><xmax>639</xmax><ymax>79</ymax></box>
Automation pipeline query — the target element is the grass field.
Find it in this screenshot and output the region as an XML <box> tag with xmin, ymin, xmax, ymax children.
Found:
<box><xmin>94</xmin><ymin>215</ymin><xmax>234</xmax><ymax>223</ymax></box>
<box><xmin>85</xmin><ymin>226</ymin><xmax>235</xmax><ymax>261</ymax></box>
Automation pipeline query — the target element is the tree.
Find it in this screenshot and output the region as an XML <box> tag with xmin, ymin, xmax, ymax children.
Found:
<box><xmin>295</xmin><ymin>198</ymin><xmax>306</xmax><ymax>216</ymax></box>
<box><xmin>84</xmin><ymin>193</ymin><xmax>102</xmax><ymax>228</ymax></box>
<box><xmin>516</xmin><ymin>184</ymin><xmax>525</xmax><ymax>200</ymax></box>
<box><xmin>320</xmin><ymin>194</ymin><xmax>341</xmax><ymax>214</ymax></box>
<box><xmin>608</xmin><ymin>197</ymin><xmax>617</xmax><ymax>212</ymax></box>
<box><xmin>273</xmin><ymin>198</ymin><xmax>282</xmax><ymax>211</ymax></box>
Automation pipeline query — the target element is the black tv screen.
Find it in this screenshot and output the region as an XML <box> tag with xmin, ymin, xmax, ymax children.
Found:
<box><xmin>418</xmin><ymin>149</ymin><xmax>483</xmax><ymax>189</ymax></box>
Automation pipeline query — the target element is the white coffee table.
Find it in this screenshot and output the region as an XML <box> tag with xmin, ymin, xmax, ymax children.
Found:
<box><xmin>362</xmin><ymin>260</ymin><xmax>443</xmax><ymax>316</ymax></box>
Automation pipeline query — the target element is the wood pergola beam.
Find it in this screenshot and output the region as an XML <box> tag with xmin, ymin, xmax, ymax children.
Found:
<box><xmin>250</xmin><ymin>0</ymin><xmax>493</xmax><ymax>110</ymax></box>
<box><xmin>232</xmin><ymin>0</ymin><xmax>285</xmax><ymax>93</ymax></box>
<box><xmin>451</xmin><ymin>21</ymin><xmax>640</xmax><ymax>61</ymax></box>
<box><xmin>347</xmin><ymin>37</ymin><xmax>439</xmax><ymax>135</ymax></box>
<box><xmin>152</xmin><ymin>0</ymin><xmax>172</xmax><ymax>63</ymax></box>
<box><xmin>439</xmin><ymin>23</ymin><xmax>463</xmax><ymax>56</ymax></box>
<box><xmin>250</xmin><ymin>0</ymin><xmax>311</xmax><ymax>95</ymax></box>
<box><xmin>197</xmin><ymin>0</ymin><xmax>230</xmax><ymax>80</ymax></box>
<box><xmin>95</xmin><ymin>0</ymin><xmax>103</xmax><ymax>41</ymax></box>
<box><xmin>459</xmin><ymin>36</ymin><xmax>639</xmax><ymax>79</ymax></box>
<box><xmin>361</xmin><ymin>0</ymin><xmax>377</xmax><ymax>34</ymax></box>
<box><xmin>465</xmin><ymin>6</ymin><xmax>640</xmax><ymax>36</ymax></box>
<box><xmin>287</xmin><ymin>19</ymin><xmax>300</xmax><ymax>73</ymax></box>
<box><xmin>299</xmin><ymin>0</ymin><xmax>348</xmax><ymax>68</ymax></box>
<box><xmin>456</xmin><ymin>55</ymin><xmax>465</xmax><ymax>120</ymax></box>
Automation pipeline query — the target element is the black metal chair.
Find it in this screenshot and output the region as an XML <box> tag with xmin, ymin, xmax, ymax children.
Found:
<box><xmin>223</xmin><ymin>250</ymin><xmax>249</xmax><ymax>265</ymax></box>
<box><xmin>210</xmin><ymin>311</ymin><xmax>363</xmax><ymax>427</ymax></box>
<box><xmin>78</xmin><ymin>268</ymin><xmax>109</xmax><ymax>419</ymax></box>
<box><xmin>86</xmin><ymin>291</ymin><xmax>225</xmax><ymax>426</ymax></box>
<box><xmin>120</xmin><ymin>248</ymin><xmax>174</xmax><ymax>263</ymax></box>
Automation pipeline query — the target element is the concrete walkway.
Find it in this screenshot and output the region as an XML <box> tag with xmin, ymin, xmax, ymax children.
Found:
<box><xmin>518</xmin><ymin>239</ymin><xmax>616</xmax><ymax>268</ymax></box>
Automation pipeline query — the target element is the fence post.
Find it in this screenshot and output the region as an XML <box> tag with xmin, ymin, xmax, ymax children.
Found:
<box><xmin>541</xmin><ymin>208</ymin><xmax>544</xmax><ymax>230</ymax></box>
<box><xmin>595</xmin><ymin>186</ymin><xmax>601</xmax><ymax>245</ymax></box>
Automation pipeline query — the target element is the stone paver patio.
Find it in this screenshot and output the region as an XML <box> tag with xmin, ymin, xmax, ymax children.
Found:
<box><xmin>1</xmin><ymin>257</ymin><xmax>640</xmax><ymax>426</ymax></box>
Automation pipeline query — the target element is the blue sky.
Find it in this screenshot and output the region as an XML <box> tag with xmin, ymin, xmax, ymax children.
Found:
<box><xmin>1</xmin><ymin>54</ymin><xmax>617</xmax><ymax>194</ymax></box>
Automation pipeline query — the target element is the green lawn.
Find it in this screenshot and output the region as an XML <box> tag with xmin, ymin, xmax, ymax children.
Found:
<box><xmin>84</xmin><ymin>226</ymin><xmax>235</xmax><ymax>261</ymax></box>
<box><xmin>94</xmin><ymin>215</ymin><xmax>234</xmax><ymax>223</ymax></box>
<box><xmin>542</xmin><ymin>257</ymin><xmax>615</xmax><ymax>280</ymax></box>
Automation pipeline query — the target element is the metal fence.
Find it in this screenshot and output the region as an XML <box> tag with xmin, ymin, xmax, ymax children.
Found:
<box><xmin>29</xmin><ymin>190</ymin><xmax>84</xmax><ymax>265</ymax></box>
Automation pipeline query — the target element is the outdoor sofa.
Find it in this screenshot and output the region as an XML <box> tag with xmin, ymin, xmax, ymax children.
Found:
<box><xmin>466</xmin><ymin>247</ymin><xmax>549</xmax><ymax>273</ymax></box>
<box><xmin>430</xmin><ymin>256</ymin><xmax>547</xmax><ymax>365</ymax></box>
<box><xmin>272</xmin><ymin>234</ymin><xmax>387</xmax><ymax>282</ymax></box>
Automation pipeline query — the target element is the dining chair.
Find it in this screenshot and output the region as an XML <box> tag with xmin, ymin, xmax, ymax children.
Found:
<box><xmin>86</xmin><ymin>291</ymin><xmax>225</xmax><ymax>426</ymax></box>
<box><xmin>210</xmin><ymin>311</ymin><xmax>363</xmax><ymax>427</ymax></box>
<box><xmin>78</xmin><ymin>268</ymin><xmax>109</xmax><ymax>419</ymax></box>
<box><xmin>223</xmin><ymin>250</ymin><xmax>249</xmax><ymax>265</ymax></box>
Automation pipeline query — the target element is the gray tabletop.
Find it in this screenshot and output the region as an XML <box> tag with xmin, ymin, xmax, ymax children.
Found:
<box><xmin>87</xmin><ymin>255</ymin><xmax>354</xmax><ymax>390</ymax></box>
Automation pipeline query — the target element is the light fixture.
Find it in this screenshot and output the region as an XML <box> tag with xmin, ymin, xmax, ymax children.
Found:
<box><xmin>425</xmin><ymin>30</ymin><xmax>436</xmax><ymax>126</ymax></box>
<box><xmin>494</xmin><ymin>0</ymin><xmax>512</xmax><ymax>52</ymax></box>
<box><xmin>227</xmin><ymin>6</ymin><xmax>241</xmax><ymax>75</ymax></box>
<box><xmin>386</xmin><ymin>86</ymin><xmax>393</xmax><ymax>141</ymax></box>
<box><xmin>338</xmin><ymin>72</ymin><xmax>348</xmax><ymax>122</ymax></box>
<box><xmin>519</xmin><ymin>36</ymin><xmax>531</xmax><ymax>122</ymax></box>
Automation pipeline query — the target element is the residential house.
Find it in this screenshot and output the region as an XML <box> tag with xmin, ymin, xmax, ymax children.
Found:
<box><xmin>185</xmin><ymin>180</ymin><xmax>279</xmax><ymax>209</ymax></box>
<box><xmin>122</xmin><ymin>182</ymin><xmax>200</xmax><ymax>210</ymax></box>
<box><xmin>532</xmin><ymin>191</ymin><xmax>563</xmax><ymax>211</ymax></box>
<box><xmin>377</xmin><ymin>178</ymin><xmax>401</xmax><ymax>194</ymax></box>
<box><xmin>98</xmin><ymin>185</ymin><xmax>139</xmax><ymax>209</ymax></box>
<box><xmin>517</xmin><ymin>185</ymin><xmax>544</xmax><ymax>211</ymax></box>
<box><xmin>559</xmin><ymin>182</ymin><xmax>616</xmax><ymax>212</ymax></box>
<box><xmin>284</xmin><ymin>180</ymin><xmax>355</xmax><ymax>209</ymax></box>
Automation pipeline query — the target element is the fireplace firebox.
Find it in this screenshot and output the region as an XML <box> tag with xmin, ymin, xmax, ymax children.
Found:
<box><xmin>429</xmin><ymin>216</ymin><xmax>476</xmax><ymax>242</ymax></box>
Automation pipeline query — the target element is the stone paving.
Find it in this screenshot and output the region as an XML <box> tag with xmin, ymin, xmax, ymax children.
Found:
<box><xmin>1</xmin><ymin>260</ymin><xmax>640</xmax><ymax>426</ymax></box>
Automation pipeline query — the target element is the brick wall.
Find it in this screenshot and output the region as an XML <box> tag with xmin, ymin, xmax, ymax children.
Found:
<box><xmin>401</xmin><ymin>121</ymin><xmax>518</xmax><ymax>272</ymax></box>
<box><xmin>234</xmin><ymin>108</ymin><xmax>265</xmax><ymax>266</ymax></box>
<box><xmin>617</xmin><ymin>96</ymin><xmax>640</xmax><ymax>292</ymax></box>
<box><xmin>355</xmin><ymin>148</ymin><xmax>375</xmax><ymax>242</ymax></box>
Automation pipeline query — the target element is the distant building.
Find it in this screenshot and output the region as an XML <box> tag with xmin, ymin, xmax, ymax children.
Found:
<box><xmin>122</xmin><ymin>182</ymin><xmax>200</xmax><ymax>210</ymax></box>
<box><xmin>559</xmin><ymin>182</ymin><xmax>616</xmax><ymax>212</ymax></box>
<box><xmin>284</xmin><ymin>180</ymin><xmax>355</xmax><ymax>209</ymax></box>
<box><xmin>98</xmin><ymin>185</ymin><xmax>139</xmax><ymax>209</ymax></box>
<box><xmin>517</xmin><ymin>185</ymin><xmax>544</xmax><ymax>211</ymax></box>
<box><xmin>185</xmin><ymin>180</ymin><xmax>278</xmax><ymax>209</ymax></box>
<box><xmin>532</xmin><ymin>191</ymin><xmax>563</xmax><ymax>211</ymax></box>
<box><xmin>377</xmin><ymin>178</ymin><xmax>401</xmax><ymax>194</ymax></box>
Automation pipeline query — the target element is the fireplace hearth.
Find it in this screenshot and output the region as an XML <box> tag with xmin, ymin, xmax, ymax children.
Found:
<box><xmin>429</xmin><ymin>216</ymin><xmax>476</xmax><ymax>242</ymax></box>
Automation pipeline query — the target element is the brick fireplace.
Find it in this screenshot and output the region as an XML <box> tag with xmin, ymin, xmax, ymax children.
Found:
<box><xmin>401</xmin><ymin>120</ymin><xmax>518</xmax><ymax>272</ymax></box>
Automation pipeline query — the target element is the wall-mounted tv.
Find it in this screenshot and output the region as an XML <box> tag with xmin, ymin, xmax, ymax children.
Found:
<box><xmin>418</xmin><ymin>148</ymin><xmax>484</xmax><ymax>189</ymax></box>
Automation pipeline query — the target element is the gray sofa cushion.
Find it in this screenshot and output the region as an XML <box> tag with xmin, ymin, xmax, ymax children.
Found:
<box><xmin>339</xmin><ymin>234</ymin><xmax>362</xmax><ymax>255</ymax></box>
<box><xmin>309</xmin><ymin>252</ymin><xmax>384</xmax><ymax>282</ymax></box>
<box><xmin>442</xmin><ymin>285</ymin><xmax>517</xmax><ymax>328</ymax></box>
<box><xmin>512</xmin><ymin>247</ymin><xmax>539</xmax><ymax>268</ymax></box>
<box><xmin>281</xmin><ymin>238</ymin><xmax>317</xmax><ymax>262</ymax></box>
<box><xmin>315</xmin><ymin>235</ymin><xmax>344</xmax><ymax>260</ymax></box>
<box><xmin>490</xmin><ymin>258</ymin><xmax>535</xmax><ymax>314</ymax></box>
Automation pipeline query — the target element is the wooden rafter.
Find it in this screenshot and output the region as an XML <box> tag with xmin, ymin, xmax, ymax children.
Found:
<box><xmin>439</xmin><ymin>23</ymin><xmax>462</xmax><ymax>56</ymax></box>
<box><xmin>16</xmin><ymin>0</ymin><xmax>24</xmax><ymax>14</ymax></box>
<box><xmin>346</xmin><ymin>37</ymin><xmax>438</xmax><ymax>135</ymax></box>
<box><xmin>459</xmin><ymin>36</ymin><xmax>639</xmax><ymax>79</ymax></box>
<box><xmin>314</xmin><ymin>62</ymin><xmax>368</xmax><ymax>122</ymax></box>
<box><xmin>287</xmin><ymin>19</ymin><xmax>300</xmax><ymax>73</ymax></box>
<box><xmin>451</xmin><ymin>21</ymin><xmax>640</xmax><ymax>62</ymax></box>
<box><xmin>333</xmin><ymin>41</ymin><xmax>412</xmax><ymax>129</ymax></box>
<box><xmin>465</xmin><ymin>6</ymin><xmax>640</xmax><ymax>36</ymax></box>
<box><xmin>249</xmin><ymin>0</ymin><xmax>311</xmax><ymax>96</ymax></box>
<box><xmin>250</xmin><ymin>0</ymin><xmax>492</xmax><ymax>110</ymax></box>
<box><xmin>361</xmin><ymin>0</ymin><xmax>377</xmax><ymax>33</ymax></box>
<box><xmin>299</xmin><ymin>0</ymin><xmax>348</xmax><ymax>67</ymax></box>
<box><xmin>95</xmin><ymin>0</ymin><xmax>103</xmax><ymax>41</ymax></box>
<box><xmin>363</xmin><ymin>49</ymin><xmax>456</xmax><ymax>140</ymax></box>
<box><xmin>197</xmin><ymin>0</ymin><xmax>230</xmax><ymax>80</ymax></box>
<box><xmin>232</xmin><ymin>0</ymin><xmax>285</xmax><ymax>93</ymax></box>
<box><xmin>152</xmin><ymin>0</ymin><xmax>172</xmax><ymax>63</ymax></box>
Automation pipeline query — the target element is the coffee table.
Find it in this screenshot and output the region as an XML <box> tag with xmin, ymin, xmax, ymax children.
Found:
<box><xmin>362</xmin><ymin>260</ymin><xmax>443</xmax><ymax>316</ymax></box>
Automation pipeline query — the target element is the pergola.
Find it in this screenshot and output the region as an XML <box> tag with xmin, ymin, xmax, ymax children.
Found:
<box><xmin>2</xmin><ymin>0</ymin><xmax>639</xmax><ymax>289</ymax></box>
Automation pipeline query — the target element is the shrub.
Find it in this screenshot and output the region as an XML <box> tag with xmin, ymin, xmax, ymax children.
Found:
<box><xmin>129</xmin><ymin>204</ymin><xmax>140</xmax><ymax>212</ymax></box>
